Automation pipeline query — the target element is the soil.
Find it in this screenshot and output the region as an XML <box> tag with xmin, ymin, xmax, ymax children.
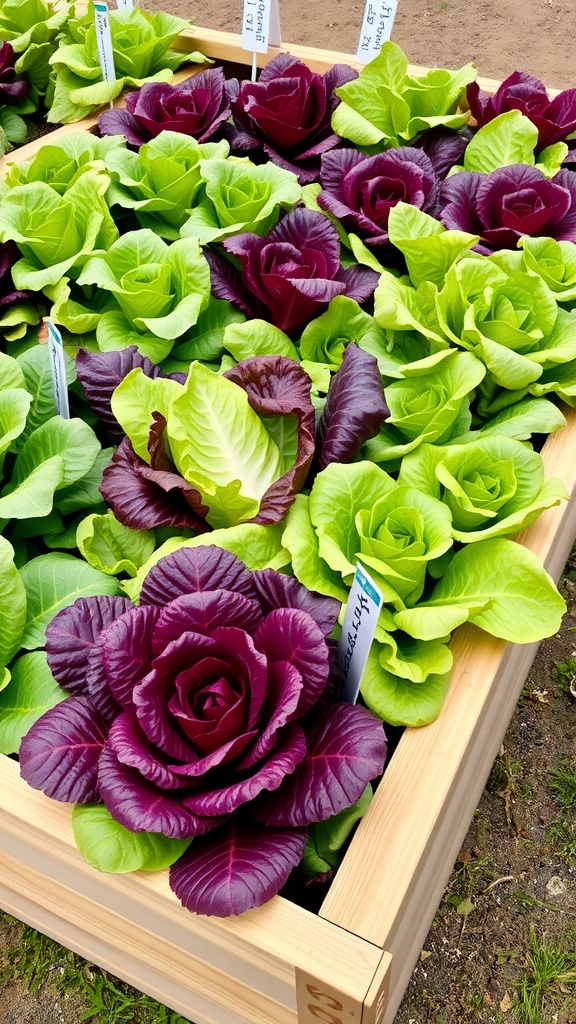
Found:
<box><xmin>2</xmin><ymin>3</ymin><xmax>576</xmax><ymax>1023</ymax></box>
<box><xmin>142</xmin><ymin>0</ymin><xmax>576</xmax><ymax>90</ymax></box>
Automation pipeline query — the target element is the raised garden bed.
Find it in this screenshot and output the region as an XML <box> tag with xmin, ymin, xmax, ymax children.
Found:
<box><xmin>1</xmin><ymin>26</ymin><xmax>576</xmax><ymax>1024</ymax></box>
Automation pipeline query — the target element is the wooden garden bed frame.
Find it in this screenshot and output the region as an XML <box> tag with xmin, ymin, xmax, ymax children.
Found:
<box><xmin>0</xmin><ymin>28</ymin><xmax>574</xmax><ymax>1024</ymax></box>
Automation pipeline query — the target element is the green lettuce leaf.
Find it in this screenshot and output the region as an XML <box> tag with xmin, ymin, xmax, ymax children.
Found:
<box><xmin>0</xmin><ymin>537</ymin><xmax>26</xmax><ymax>668</ymax></box>
<box><xmin>170</xmin><ymin>298</ymin><xmax>246</xmax><ymax>364</ymax></box>
<box><xmin>386</xmin><ymin>202</ymin><xmax>478</xmax><ymax>289</ymax></box>
<box><xmin>361</xmin><ymin>645</ymin><xmax>452</xmax><ymax>727</ymax></box>
<box><xmin>72</xmin><ymin>804</ymin><xmax>191</xmax><ymax>872</ymax></box>
<box><xmin>463</xmin><ymin>110</ymin><xmax>539</xmax><ymax>173</ymax></box>
<box><xmin>19</xmin><ymin>551</ymin><xmax>121</xmax><ymax>649</ymax></box>
<box><xmin>76</xmin><ymin>510</ymin><xmax>156</xmax><ymax>577</ymax></box>
<box><xmin>0</xmin><ymin>649</ymin><xmax>66</xmax><ymax>755</ymax></box>
<box><xmin>302</xmin><ymin>785</ymin><xmax>373</xmax><ymax>875</ymax></box>
<box><xmin>394</xmin><ymin>538</ymin><xmax>565</xmax><ymax>642</ymax></box>
<box><xmin>168</xmin><ymin>363</ymin><xmax>285</xmax><ymax>529</ymax></box>
<box><xmin>332</xmin><ymin>42</ymin><xmax>475</xmax><ymax>147</ymax></box>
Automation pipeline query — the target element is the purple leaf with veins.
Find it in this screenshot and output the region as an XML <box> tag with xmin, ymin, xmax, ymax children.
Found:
<box><xmin>169</xmin><ymin>818</ymin><xmax>308</xmax><ymax>916</ymax></box>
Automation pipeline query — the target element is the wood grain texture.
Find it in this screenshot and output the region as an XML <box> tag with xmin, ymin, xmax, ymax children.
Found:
<box><xmin>0</xmin><ymin>753</ymin><xmax>383</xmax><ymax>1024</ymax></box>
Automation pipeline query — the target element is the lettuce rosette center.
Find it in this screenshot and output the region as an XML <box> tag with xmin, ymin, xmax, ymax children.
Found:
<box><xmin>399</xmin><ymin>435</ymin><xmax>567</xmax><ymax>541</ymax></box>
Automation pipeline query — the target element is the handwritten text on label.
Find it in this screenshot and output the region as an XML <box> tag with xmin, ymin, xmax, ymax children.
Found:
<box><xmin>356</xmin><ymin>0</ymin><xmax>399</xmax><ymax>63</ymax></box>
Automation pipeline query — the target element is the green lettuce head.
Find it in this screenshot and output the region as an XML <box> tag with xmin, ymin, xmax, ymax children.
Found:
<box><xmin>331</xmin><ymin>42</ymin><xmax>475</xmax><ymax>148</ymax></box>
<box><xmin>104</xmin><ymin>133</ymin><xmax>230</xmax><ymax>240</ymax></box>
<box><xmin>71</xmin><ymin>229</ymin><xmax>212</xmax><ymax>363</ymax></box>
<box><xmin>436</xmin><ymin>256</ymin><xmax>576</xmax><ymax>396</ymax></box>
<box><xmin>282</xmin><ymin>460</ymin><xmax>453</xmax><ymax>609</ymax></box>
<box><xmin>47</xmin><ymin>7</ymin><xmax>207</xmax><ymax>124</ymax></box>
<box><xmin>180</xmin><ymin>157</ymin><xmax>301</xmax><ymax>244</ymax></box>
<box><xmin>0</xmin><ymin>169</ymin><xmax>118</xmax><ymax>292</ymax></box>
<box><xmin>3</xmin><ymin>132</ymin><xmax>127</xmax><ymax>194</ymax></box>
<box><xmin>364</xmin><ymin>349</ymin><xmax>486</xmax><ymax>467</ymax></box>
<box><xmin>399</xmin><ymin>435</ymin><xmax>567</xmax><ymax>541</ymax></box>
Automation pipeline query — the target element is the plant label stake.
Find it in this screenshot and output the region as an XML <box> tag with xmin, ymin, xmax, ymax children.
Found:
<box><xmin>356</xmin><ymin>0</ymin><xmax>399</xmax><ymax>63</ymax></box>
<box><xmin>115</xmin><ymin>0</ymin><xmax>134</xmax><ymax>8</ymax></box>
<box><xmin>241</xmin><ymin>0</ymin><xmax>282</xmax><ymax>82</ymax></box>
<box><xmin>44</xmin><ymin>320</ymin><xmax>70</xmax><ymax>420</ymax></box>
<box><xmin>337</xmin><ymin>564</ymin><xmax>383</xmax><ymax>704</ymax></box>
<box><xmin>94</xmin><ymin>0</ymin><xmax>116</xmax><ymax>109</ymax></box>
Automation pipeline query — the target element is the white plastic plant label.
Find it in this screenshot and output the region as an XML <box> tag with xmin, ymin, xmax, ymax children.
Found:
<box><xmin>94</xmin><ymin>0</ymin><xmax>116</xmax><ymax>82</ymax></box>
<box><xmin>241</xmin><ymin>0</ymin><xmax>282</xmax><ymax>55</ymax></box>
<box><xmin>337</xmin><ymin>564</ymin><xmax>383</xmax><ymax>704</ymax></box>
<box><xmin>356</xmin><ymin>0</ymin><xmax>399</xmax><ymax>63</ymax></box>
<box><xmin>115</xmin><ymin>0</ymin><xmax>134</xmax><ymax>8</ymax></box>
<box><xmin>46</xmin><ymin>321</ymin><xmax>70</xmax><ymax>419</ymax></box>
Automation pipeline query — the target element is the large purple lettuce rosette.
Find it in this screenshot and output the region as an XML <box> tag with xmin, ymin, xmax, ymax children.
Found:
<box><xmin>439</xmin><ymin>164</ymin><xmax>576</xmax><ymax>252</ymax></box>
<box><xmin>19</xmin><ymin>546</ymin><xmax>386</xmax><ymax>917</ymax></box>
<box><xmin>229</xmin><ymin>53</ymin><xmax>357</xmax><ymax>184</ymax></box>
<box><xmin>318</xmin><ymin>147</ymin><xmax>439</xmax><ymax>250</ymax></box>
<box><xmin>98</xmin><ymin>68</ymin><xmax>238</xmax><ymax>147</ymax></box>
<box><xmin>208</xmin><ymin>207</ymin><xmax>379</xmax><ymax>334</ymax></box>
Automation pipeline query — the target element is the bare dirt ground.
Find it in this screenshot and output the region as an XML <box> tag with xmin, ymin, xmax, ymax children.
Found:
<box><xmin>1</xmin><ymin>3</ymin><xmax>576</xmax><ymax>1023</ymax></box>
<box><xmin>143</xmin><ymin>0</ymin><xmax>576</xmax><ymax>89</ymax></box>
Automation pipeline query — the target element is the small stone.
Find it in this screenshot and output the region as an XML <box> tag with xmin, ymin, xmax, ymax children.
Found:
<box><xmin>500</xmin><ymin>991</ymin><xmax>514</xmax><ymax>1012</ymax></box>
<box><xmin>420</xmin><ymin>949</ymin><xmax>432</xmax><ymax>961</ymax></box>
<box><xmin>546</xmin><ymin>875</ymin><xmax>566</xmax><ymax>896</ymax></box>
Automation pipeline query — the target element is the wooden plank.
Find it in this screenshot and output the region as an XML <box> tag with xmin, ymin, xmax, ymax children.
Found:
<box><xmin>1</xmin><ymin>854</ymin><xmax>296</xmax><ymax>1024</ymax></box>
<box><xmin>320</xmin><ymin>407</ymin><xmax>576</xmax><ymax>1021</ymax></box>
<box><xmin>0</xmin><ymin>756</ymin><xmax>384</xmax><ymax>1024</ymax></box>
<box><xmin>172</xmin><ymin>27</ymin><xmax>545</xmax><ymax>96</ymax></box>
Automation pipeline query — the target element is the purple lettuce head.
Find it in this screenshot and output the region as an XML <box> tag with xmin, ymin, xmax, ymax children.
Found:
<box><xmin>20</xmin><ymin>546</ymin><xmax>386</xmax><ymax>916</ymax></box>
<box><xmin>439</xmin><ymin>165</ymin><xmax>576</xmax><ymax>252</ymax></box>
<box><xmin>0</xmin><ymin>42</ymin><xmax>29</xmax><ymax>105</ymax></box>
<box><xmin>318</xmin><ymin>147</ymin><xmax>439</xmax><ymax>249</ymax></box>
<box><xmin>98</xmin><ymin>69</ymin><xmax>237</xmax><ymax>147</ymax></box>
<box><xmin>467</xmin><ymin>72</ymin><xmax>576</xmax><ymax>151</ymax></box>
<box><xmin>209</xmin><ymin>207</ymin><xmax>379</xmax><ymax>334</ymax></box>
<box><xmin>229</xmin><ymin>53</ymin><xmax>357</xmax><ymax>184</ymax></box>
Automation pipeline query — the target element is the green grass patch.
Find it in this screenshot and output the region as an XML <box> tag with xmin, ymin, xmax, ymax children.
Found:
<box><xmin>548</xmin><ymin>760</ymin><xmax>576</xmax><ymax>810</ymax></box>
<box><xmin>551</xmin><ymin>656</ymin><xmax>576</xmax><ymax>697</ymax></box>
<box><xmin>514</xmin><ymin>927</ymin><xmax>576</xmax><ymax>1024</ymax></box>
<box><xmin>0</xmin><ymin>915</ymin><xmax>192</xmax><ymax>1024</ymax></box>
<box><xmin>547</xmin><ymin>818</ymin><xmax>576</xmax><ymax>862</ymax></box>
